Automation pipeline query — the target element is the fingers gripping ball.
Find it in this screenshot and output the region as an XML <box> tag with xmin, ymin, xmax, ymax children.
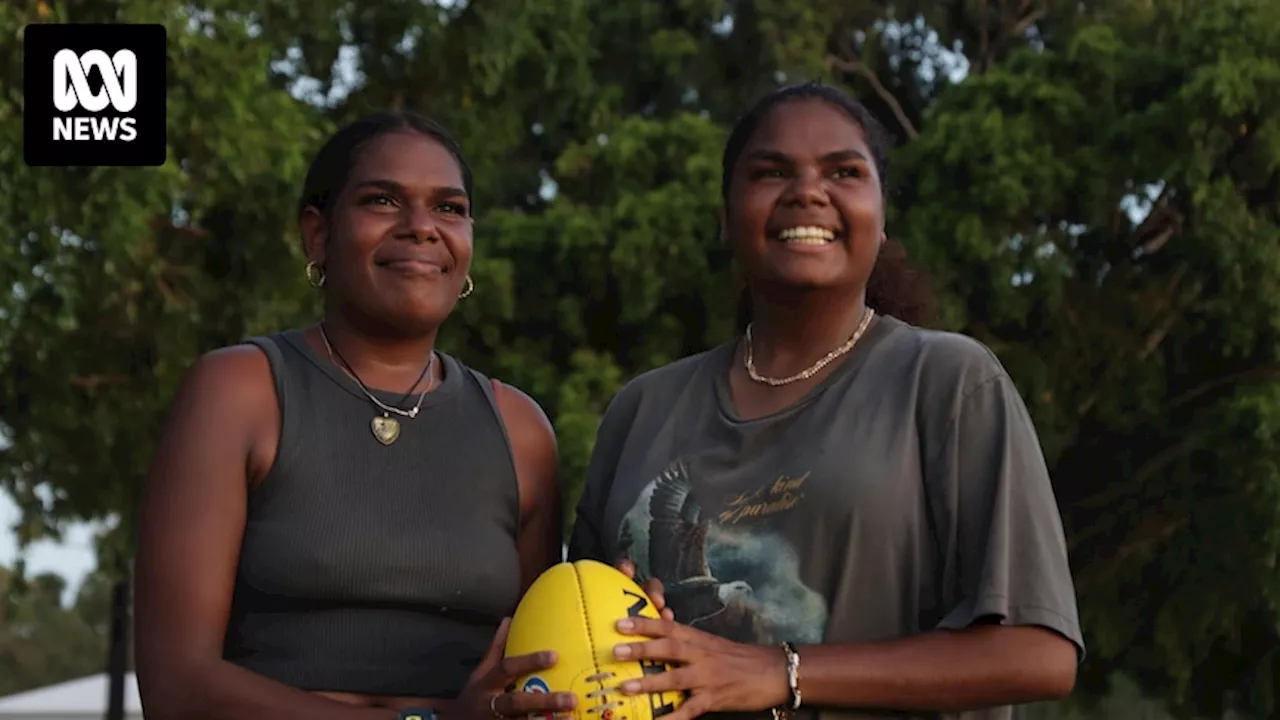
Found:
<box><xmin>505</xmin><ymin>560</ymin><xmax>684</xmax><ymax>720</ymax></box>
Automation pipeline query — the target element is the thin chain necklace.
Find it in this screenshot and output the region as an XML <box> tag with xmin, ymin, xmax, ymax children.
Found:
<box><xmin>744</xmin><ymin>307</ymin><xmax>875</xmax><ymax>386</ymax></box>
<box><xmin>319</xmin><ymin>323</ymin><xmax>435</xmax><ymax>446</ymax></box>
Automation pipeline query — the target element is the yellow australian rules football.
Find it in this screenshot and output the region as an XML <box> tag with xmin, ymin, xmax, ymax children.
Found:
<box><xmin>504</xmin><ymin>559</ymin><xmax>685</xmax><ymax>720</ymax></box>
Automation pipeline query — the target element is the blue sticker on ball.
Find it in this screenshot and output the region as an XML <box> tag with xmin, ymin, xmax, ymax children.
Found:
<box><xmin>522</xmin><ymin>676</ymin><xmax>550</xmax><ymax>694</ymax></box>
<box><xmin>521</xmin><ymin>677</ymin><xmax>555</xmax><ymax>720</ymax></box>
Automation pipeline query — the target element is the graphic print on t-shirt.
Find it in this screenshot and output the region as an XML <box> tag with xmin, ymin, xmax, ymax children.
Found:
<box><xmin>616</xmin><ymin>458</ymin><xmax>828</xmax><ymax>644</ymax></box>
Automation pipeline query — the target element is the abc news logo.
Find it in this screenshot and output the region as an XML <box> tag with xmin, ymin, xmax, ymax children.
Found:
<box><xmin>53</xmin><ymin>48</ymin><xmax>139</xmax><ymax>142</ymax></box>
<box><xmin>24</xmin><ymin>23</ymin><xmax>166</xmax><ymax>167</ymax></box>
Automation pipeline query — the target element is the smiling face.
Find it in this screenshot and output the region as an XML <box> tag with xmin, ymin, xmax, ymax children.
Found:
<box><xmin>301</xmin><ymin>129</ymin><xmax>474</xmax><ymax>335</ymax></box>
<box><xmin>723</xmin><ymin>97</ymin><xmax>885</xmax><ymax>296</ymax></box>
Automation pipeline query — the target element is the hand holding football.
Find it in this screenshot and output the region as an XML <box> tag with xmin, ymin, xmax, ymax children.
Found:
<box><xmin>504</xmin><ymin>560</ymin><xmax>685</xmax><ymax>720</ymax></box>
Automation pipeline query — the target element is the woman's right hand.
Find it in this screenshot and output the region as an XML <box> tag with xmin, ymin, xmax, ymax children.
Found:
<box><xmin>454</xmin><ymin>618</ymin><xmax>578</xmax><ymax>720</ymax></box>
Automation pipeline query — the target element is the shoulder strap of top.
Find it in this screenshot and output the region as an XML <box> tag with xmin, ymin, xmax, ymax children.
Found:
<box><xmin>244</xmin><ymin>335</ymin><xmax>288</xmax><ymax>406</ymax></box>
<box><xmin>490</xmin><ymin>377</ymin><xmax>514</xmax><ymax>435</ymax></box>
<box><xmin>490</xmin><ymin>377</ymin><xmax>505</xmax><ymax>412</ymax></box>
<box><xmin>241</xmin><ymin>334</ymin><xmax>306</xmax><ymax>479</ymax></box>
<box><xmin>465</xmin><ymin>369</ymin><xmax>521</xmax><ymax>523</ymax></box>
<box><xmin>466</xmin><ymin>367</ymin><xmax>510</xmax><ymax>435</ymax></box>
<box><xmin>463</xmin><ymin>364</ymin><xmax>515</xmax><ymax>454</ymax></box>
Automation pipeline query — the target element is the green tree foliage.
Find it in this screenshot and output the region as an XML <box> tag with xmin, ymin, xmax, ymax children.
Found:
<box><xmin>0</xmin><ymin>0</ymin><xmax>326</xmax><ymax>564</ymax></box>
<box><xmin>0</xmin><ymin>567</ymin><xmax>113</xmax><ymax>695</ymax></box>
<box><xmin>891</xmin><ymin>3</ymin><xmax>1280</xmax><ymax>716</ymax></box>
<box><xmin>0</xmin><ymin>0</ymin><xmax>1277</xmax><ymax>715</ymax></box>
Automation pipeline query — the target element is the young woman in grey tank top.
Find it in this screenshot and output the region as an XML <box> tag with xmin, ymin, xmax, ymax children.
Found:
<box><xmin>134</xmin><ymin>113</ymin><xmax>578</xmax><ymax>720</ymax></box>
<box><xmin>569</xmin><ymin>84</ymin><xmax>1084</xmax><ymax>720</ymax></box>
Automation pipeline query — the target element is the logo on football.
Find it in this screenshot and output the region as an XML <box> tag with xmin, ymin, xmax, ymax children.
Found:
<box><xmin>521</xmin><ymin>676</ymin><xmax>555</xmax><ymax>720</ymax></box>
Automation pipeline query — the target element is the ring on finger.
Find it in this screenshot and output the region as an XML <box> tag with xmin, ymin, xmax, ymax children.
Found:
<box><xmin>489</xmin><ymin>694</ymin><xmax>502</xmax><ymax>719</ymax></box>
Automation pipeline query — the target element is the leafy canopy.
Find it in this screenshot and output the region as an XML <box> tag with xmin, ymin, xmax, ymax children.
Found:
<box><xmin>1</xmin><ymin>0</ymin><xmax>1277</xmax><ymax>714</ymax></box>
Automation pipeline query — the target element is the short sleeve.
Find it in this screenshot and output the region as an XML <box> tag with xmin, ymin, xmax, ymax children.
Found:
<box><xmin>566</xmin><ymin>385</ymin><xmax>641</xmax><ymax>563</ymax></box>
<box><xmin>927</xmin><ymin>372</ymin><xmax>1085</xmax><ymax>660</ymax></box>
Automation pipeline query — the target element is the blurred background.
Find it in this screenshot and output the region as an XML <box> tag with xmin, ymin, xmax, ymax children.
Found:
<box><xmin>1</xmin><ymin>0</ymin><xmax>1278</xmax><ymax>717</ymax></box>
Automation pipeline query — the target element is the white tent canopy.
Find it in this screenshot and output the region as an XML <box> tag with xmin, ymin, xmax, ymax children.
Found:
<box><xmin>0</xmin><ymin>673</ymin><xmax>141</xmax><ymax>720</ymax></box>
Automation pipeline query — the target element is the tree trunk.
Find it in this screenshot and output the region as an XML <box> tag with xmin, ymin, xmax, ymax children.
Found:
<box><xmin>104</xmin><ymin>576</ymin><xmax>129</xmax><ymax>720</ymax></box>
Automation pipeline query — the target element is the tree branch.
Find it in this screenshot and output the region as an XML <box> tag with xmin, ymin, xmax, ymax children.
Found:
<box><xmin>1170</xmin><ymin>363</ymin><xmax>1280</xmax><ymax>410</ymax></box>
<box><xmin>1005</xmin><ymin>6</ymin><xmax>1048</xmax><ymax>42</ymax></box>
<box><xmin>1074</xmin><ymin>511</ymin><xmax>1189</xmax><ymax>591</ymax></box>
<box><xmin>1077</xmin><ymin>266</ymin><xmax>1196</xmax><ymax>414</ymax></box>
<box><xmin>1139</xmin><ymin>224</ymin><xmax>1177</xmax><ymax>255</ymax></box>
<box><xmin>827</xmin><ymin>37</ymin><xmax>920</xmax><ymax>140</ymax></box>
<box><xmin>973</xmin><ymin>0</ymin><xmax>1050</xmax><ymax>72</ymax></box>
<box><xmin>1131</xmin><ymin>183</ymin><xmax>1173</xmax><ymax>235</ymax></box>
<box><xmin>69</xmin><ymin>374</ymin><xmax>131</xmax><ymax>391</ymax></box>
<box><xmin>149</xmin><ymin>217</ymin><xmax>210</xmax><ymax>239</ymax></box>
<box><xmin>1127</xmin><ymin>185</ymin><xmax>1184</xmax><ymax>258</ymax></box>
<box><xmin>1112</xmin><ymin>512</ymin><xmax>1188</xmax><ymax>565</ymax></box>
<box><xmin>1069</xmin><ymin>435</ymin><xmax>1197</xmax><ymax>526</ymax></box>
<box><xmin>978</xmin><ymin>0</ymin><xmax>991</xmax><ymax>73</ymax></box>
<box><xmin>1139</xmin><ymin>302</ymin><xmax>1182</xmax><ymax>359</ymax></box>
<box><xmin>1070</xmin><ymin>470</ymin><xmax>1193</xmax><ymax>590</ymax></box>
<box><xmin>154</xmin><ymin>273</ymin><xmax>181</xmax><ymax>305</ymax></box>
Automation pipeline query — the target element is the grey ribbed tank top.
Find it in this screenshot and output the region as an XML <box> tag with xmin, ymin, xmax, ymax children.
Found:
<box><xmin>223</xmin><ymin>329</ymin><xmax>522</xmax><ymax>698</ymax></box>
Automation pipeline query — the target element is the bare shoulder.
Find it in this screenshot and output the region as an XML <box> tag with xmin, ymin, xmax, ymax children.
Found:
<box><xmin>176</xmin><ymin>343</ymin><xmax>276</xmax><ymax>406</ymax></box>
<box><xmin>489</xmin><ymin>380</ymin><xmax>559</xmax><ymax>529</ymax></box>
<box><xmin>152</xmin><ymin>342</ymin><xmax>281</xmax><ymax>485</ymax></box>
<box><xmin>491</xmin><ymin>380</ymin><xmax>557</xmax><ymax>463</ymax></box>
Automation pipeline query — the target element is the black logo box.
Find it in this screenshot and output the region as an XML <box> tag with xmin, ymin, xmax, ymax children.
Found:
<box><xmin>23</xmin><ymin>23</ymin><xmax>167</xmax><ymax>167</ymax></box>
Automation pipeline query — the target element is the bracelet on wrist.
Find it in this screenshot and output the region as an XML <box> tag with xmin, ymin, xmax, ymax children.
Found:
<box><xmin>771</xmin><ymin>641</ymin><xmax>802</xmax><ymax>719</ymax></box>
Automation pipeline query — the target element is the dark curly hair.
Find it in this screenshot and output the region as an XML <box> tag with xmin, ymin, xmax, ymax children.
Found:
<box><xmin>722</xmin><ymin>82</ymin><xmax>935</xmax><ymax>329</ymax></box>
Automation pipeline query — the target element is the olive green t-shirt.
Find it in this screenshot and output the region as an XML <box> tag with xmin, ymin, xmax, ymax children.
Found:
<box><xmin>567</xmin><ymin>315</ymin><xmax>1083</xmax><ymax>720</ymax></box>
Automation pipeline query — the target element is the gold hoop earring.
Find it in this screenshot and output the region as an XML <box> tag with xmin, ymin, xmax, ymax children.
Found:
<box><xmin>305</xmin><ymin>261</ymin><xmax>325</xmax><ymax>288</ymax></box>
<box><xmin>458</xmin><ymin>274</ymin><xmax>474</xmax><ymax>299</ymax></box>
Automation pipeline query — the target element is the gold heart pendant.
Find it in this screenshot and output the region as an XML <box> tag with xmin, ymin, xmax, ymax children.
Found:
<box><xmin>371</xmin><ymin>415</ymin><xmax>400</xmax><ymax>445</ymax></box>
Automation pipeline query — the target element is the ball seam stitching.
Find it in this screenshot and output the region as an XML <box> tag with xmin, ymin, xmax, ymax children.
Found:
<box><xmin>573</xmin><ymin>563</ymin><xmax>603</xmax><ymax>713</ymax></box>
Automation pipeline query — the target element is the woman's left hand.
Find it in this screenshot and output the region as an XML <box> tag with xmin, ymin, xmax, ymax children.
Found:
<box><xmin>615</xmin><ymin>558</ymin><xmax>674</xmax><ymax>621</ymax></box>
<box><xmin>611</xmin><ymin>616</ymin><xmax>790</xmax><ymax>720</ymax></box>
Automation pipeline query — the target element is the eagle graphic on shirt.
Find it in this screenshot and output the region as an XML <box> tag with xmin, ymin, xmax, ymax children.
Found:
<box><xmin>616</xmin><ymin>458</ymin><xmax>828</xmax><ymax>644</ymax></box>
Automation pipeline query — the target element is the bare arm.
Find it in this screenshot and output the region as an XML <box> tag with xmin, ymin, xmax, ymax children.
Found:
<box><xmin>616</xmin><ymin>606</ymin><xmax>1076</xmax><ymax>716</ymax></box>
<box><xmin>134</xmin><ymin>346</ymin><xmax>396</xmax><ymax>720</ymax></box>
<box><xmin>491</xmin><ymin>381</ymin><xmax>562</xmax><ymax>592</ymax></box>
<box><xmin>796</xmin><ymin>625</ymin><xmax>1077</xmax><ymax>712</ymax></box>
